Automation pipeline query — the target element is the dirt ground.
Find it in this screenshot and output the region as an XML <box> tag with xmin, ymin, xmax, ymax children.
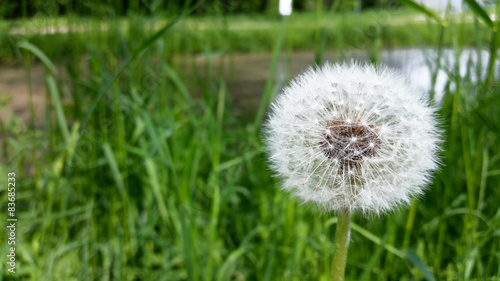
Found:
<box><xmin>0</xmin><ymin>63</ymin><xmax>47</xmax><ymax>128</ymax></box>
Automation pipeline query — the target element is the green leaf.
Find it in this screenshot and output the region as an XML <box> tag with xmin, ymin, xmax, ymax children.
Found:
<box><xmin>463</xmin><ymin>0</ymin><xmax>494</xmax><ymax>29</ymax></box>
<box><xmin>70</xmin><ymin>8</ymin><xmax>194</xmax><ymax>172</ymax></box>
<box><xmin>351</xmin><ymin>222</ymin><xmax>405</xmax><ymax>258</ymax></box>
<box><xmin>216</xmin><ymin>246</ymin><xmax>251</xmax><ymax>281</ymax></box>
<box><xmin>46</xmin><ymin>75</ymin><xmax>70</xmax><ymax>145</ymax></box>
<box><xmin>102</xmin><ymin>143</ymin><xmax>125</xmax><ymax>195</ymax></box>
<box><xmin>404</xmin><ymin>249</ymin><xmax>436</xmax><ymax>281</ymax></box>
<box><xmin>18</xmin><ymin>41</ymin><xmax>59</xmax><ymax>76</ymax></box>
<box><xmin>144</xmin><ymin>158</ymin><xmax>169</xmax><ymax>223</ymax></box>
<box><xmin>395</xmin><ymin>0</ymin><xmax>445</xmax><ymax>26</ymax></box>
<box><xmin>254</xmin><ymin>17</ymin><xmax>287</xmax><ymax>132</ymax></box>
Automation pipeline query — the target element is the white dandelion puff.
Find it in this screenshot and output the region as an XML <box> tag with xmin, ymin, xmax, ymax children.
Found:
<box><xmin>264</xmin><ymin>62</ymin><xmax>441</xmax><ymax>215</ymax></box>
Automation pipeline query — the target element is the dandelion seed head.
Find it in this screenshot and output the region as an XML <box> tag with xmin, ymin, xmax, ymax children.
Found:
<box><xmin>264</xmin><ymin>62</ymin><xmax>442</xmax><ymax>215</ymax></box>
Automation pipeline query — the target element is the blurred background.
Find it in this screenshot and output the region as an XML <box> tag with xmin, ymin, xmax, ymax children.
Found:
<box><xmin>0</xmin><ymin>0</ymin><xmax>499</xmax><ymax>280</ymax></box>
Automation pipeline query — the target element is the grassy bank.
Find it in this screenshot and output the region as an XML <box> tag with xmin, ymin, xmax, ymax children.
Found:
<box><xmin>0</xmin><ymin>8</ymin><xmax>494</xmax><ymax>62</ymax></box>
<box><xmin>1</xmin><ymin>3</ymin><xmax>500</xmax><ymax>281</ymax></box>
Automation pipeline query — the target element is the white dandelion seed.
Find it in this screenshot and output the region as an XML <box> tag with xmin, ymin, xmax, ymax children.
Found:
<box><xmin>264</xmin><ymin>62</ymin><xmax>441</xmax><ymax>215</ymax></box>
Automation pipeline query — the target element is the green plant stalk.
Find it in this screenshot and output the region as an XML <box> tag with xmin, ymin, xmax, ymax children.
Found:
<box><xmin>483</xmin><ymin>2</ymin><xmax>500</xmax><ymax>89</ymax></box>
<box><xmin>206</xmin><ymin>82</ymin><xmax>225</xmax><ymax>280</ymax></box>
<box><xmin>331</xmin><ymin>210</ymin><xmax>351</xmax><ymax>281</ymax></box>
<box><xmin>253</xmin><ymin>16</ymin><xmax>286</xmax><ymax>132</ymax></box>
<box><xmin>403</xmin><ymin>200</ymin><xmax>418</xmax><ymax>249</ymax></box>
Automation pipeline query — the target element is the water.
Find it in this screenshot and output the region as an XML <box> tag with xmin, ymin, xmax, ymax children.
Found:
<box><xmin>381</xmin><ymin>48</ymin><xmax>498</xmax><ymax>101</ymax></box>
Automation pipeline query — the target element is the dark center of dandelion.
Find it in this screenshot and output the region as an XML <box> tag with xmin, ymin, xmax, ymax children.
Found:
<box><xmin>320</xmin><ymin>119</ymin><xmax>381</xmax><ymax>167</ymax></box>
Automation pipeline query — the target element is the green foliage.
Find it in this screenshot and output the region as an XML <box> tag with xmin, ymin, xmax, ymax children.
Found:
<box><xmin>0</xmin><ymin>9</ymin><xmax>494</xmax><ymax>62</ymax></box>
<box><xmin>1</xmin><ymin>0</ymin><xmax>402</xmax><ymax>19</ymax></box>
<box><xmin>1</xmin><ymin>1</ymin><xmax>500</xmax><ymax>280</ymax></box>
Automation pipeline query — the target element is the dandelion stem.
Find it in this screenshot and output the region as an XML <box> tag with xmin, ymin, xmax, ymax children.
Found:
<box><xmin>331</xmin><ymin>210</ymin><xmax>351</xmax><ymax>281</ymax></box>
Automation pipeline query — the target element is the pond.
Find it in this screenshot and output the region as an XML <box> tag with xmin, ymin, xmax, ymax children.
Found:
<box><xmin>381</xmin><ymin>48</ymin><xmax>497</xmax><ymax>101</ymax></box>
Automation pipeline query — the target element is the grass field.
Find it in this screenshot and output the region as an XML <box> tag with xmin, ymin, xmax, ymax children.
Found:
<box><xmin>0</xmin><ymin>7</ymin><xmax>494</xmax><ymax>62</ymax></box>
<box><xmin>1</xmin><ymin>1</ymin><xmax>500</xmax><ymax>280</ymax></box>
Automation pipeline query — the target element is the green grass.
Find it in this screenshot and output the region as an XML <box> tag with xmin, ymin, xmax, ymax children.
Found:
<box><xmin>0</xmin><ymin>8</ymin><xmax>494</xmax><ymax>62</ymax></box>
<box><xmin>1</xmin><ymin>2</ymin><xmax>500</xmax><ymax>281</ymax></box>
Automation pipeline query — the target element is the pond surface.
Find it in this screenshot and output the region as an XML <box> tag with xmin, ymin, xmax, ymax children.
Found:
<box><xmin>381</xmin><ymin>48</ymin><xmax>497</xmax><ymax>100</ymax></box>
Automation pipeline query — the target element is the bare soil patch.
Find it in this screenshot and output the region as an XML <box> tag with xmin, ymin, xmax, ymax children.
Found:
<box><xmin>0</xmin><ymin>63</ymin><xmax>47</xmax><ymax>128</ymax></box>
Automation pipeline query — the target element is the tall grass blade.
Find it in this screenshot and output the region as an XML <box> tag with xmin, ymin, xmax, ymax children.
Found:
<box><xmin>102</xmin><ymin>142</ymin><xmax>126</xmax><ymax>195</ymax></box>
<box><xmin>463</xmin><ymin>0</ymin><xmax>494</xmax><ymax>29</ymax></box>
<box><xmin>18</xmin><ymin>41</ymin><xmax>59</xmax><ymax>76</ymax></box>
<box><xmin>484</xmin><ymin>3</ymin><xmax>500</xmax><ymax>87</ymax></box>
<box><xmin>73</xmin><ymin>8</ymin><xmax>194</xmax><ymax>167</ymax></box>
<box><xmin>475</xmin><ymin>110</ymin><xmax>500</xmax><ymax>138</ymax></box>
<box><xmin>216</xmin><ymin>246</ymin><xmax>251</xmax><ymax>281</ymax></box>
<box><xmin>403</xmin><ymin>249</ymin><xmax>436</xmax><ymax>281</ymax></box>
<box><xmin>350</xmin><ymin>222</ymin><xmax>404</xmax><ymax>258</ymax></box>
<box><xmin>144</xmin><ymin>158</ymin><xmax>169</xmax><ymax>223</ymax></box>
<box><xmin>46</xmin><ymin>75</ymin><xmax>70</xmax><ymax>145</ymax></box>
<box><xmin>253</xmin><ymin>17</ymin><xmax>287</xmax><ymax>132</ymax></box>
<box><xmin>358</xmin><ymin>231</ymin><xmax>391</xmax><ymax>281</ymax></box>
<box><xmin>394</xmin><ymin>0</ymin><xmax>444</xmax><ymax>25</ymax></box>
<box><xmin>142</xmin><ymin>110</ymin><xmax>173</xmax><ymax>168</ymax></box>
